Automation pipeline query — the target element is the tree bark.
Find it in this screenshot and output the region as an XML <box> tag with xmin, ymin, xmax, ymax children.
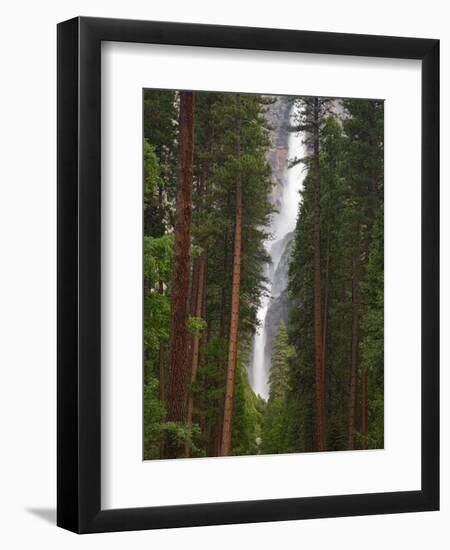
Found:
<box><xmin>313</xmin><ymin>98</ymin><xmax>326</xmax><ymax>452</ymax></box>
<box><xmin>361</xmin><ymin>367</ymin><xmax>368</xmax><ymax>449</ymax></box>
<box><xmin>348</xmin><ymin>254</ymin><xmax>360</xmax><ymax>450</ymax></box>
<box><xmin>189</xmin><ymin>257</ymin><xmax>200</xmax><ymax>319</ymax></box>
<box><xmin>221</xmin><ymin>124</ymin><xmax>243</xmax><ymax>457</ymax></box>
<box><xmin>185</xmin><ymin>250</ymin><xmax>207</xmax><ymax>457</ymax></box>
<box><xmin>158</xmin><ymin>279</ymin><xmax>165</xmax><ymax>402</ymax></box>
<box><xmin>219</xmin><ymin>191</ymin><xmax>231</xmax><ymax>339</ymax></box>
<box><xmin>165</xmin><ymin>91</ymin><xmax>195</xmax><ymax>459</ymax></box>
<box><xmin>158</xmin><ymin>281</ymin><xmax>165</xmax><ymax>459</ymax></box>
<box><xmin>321</xmin><ymin>230</ymin><xmax>330</xmax><ymax>432</ymax></box>
<box><xmin>143</xmin><ymin>278</ymin><xmax>151</xmax><ymax>386</ymax></box>
<box><xmin>185</xmin><ymin>256</ymin><xmax>200</xmax><ymax>402</ymax></box>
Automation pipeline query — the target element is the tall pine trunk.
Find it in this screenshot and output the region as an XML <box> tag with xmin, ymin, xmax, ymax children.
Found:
<box><xmin>143</xmin><ymin>278</ymin><xmax>151</xmax><ymax>385</ymax></box>
<box><xmin>348</xmin><ymin>253</ymin><xmax>360</xmax><ymax>450</ymax></box>
<box><xmin>185</xmin><ymin>250</ymin><xmax>207</xmax><ymax>457</ymax></box>
<box><xmin>221</xmin><ymin>121</ymin><xmax>243</xmax><ymax>456</ymax></box>
<box><xmin>313</xmin><ymin>98</ymin><xmax>326</xmax><ymax>452</ymax></box>
<box><xmin>165</xmin><ymin>91</ymin><xmax>195</xmax><ymax>459</ymax></box>
<box><xmin>321</xmin><ymin>230</ymin><xmax>330</xmax><ymax>429</ymax></box>
<box><xmin>219</xmin><ymin>190</ymin><xmax>231</xmax><ymax>339</ymax></box>
<box><xmin>359</xmin><ymin>165</ymin><xmax>378</xmax><ymax>449</ymax></box>
<box><xmin>360</xmin><ymin>367</ymin><xmax>368</xmax><ymax>448</ymax></box>
<box><xmin>158</xmin><ymin>279</ymin><xmax>165</xmax><ymax>402</ymax></box>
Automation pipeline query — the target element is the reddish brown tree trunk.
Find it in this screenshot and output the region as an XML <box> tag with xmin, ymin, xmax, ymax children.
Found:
<box><xmin>143</xmin><ymin>278</ymin><xmax>151</xmax><ymax>386</ymax></box>
<box><xmin>348</xmin><ymin>255</ymin><xmax>360</xmax><ymax>450</ymax></box>
<box><xmin>165</xmin><ymin>91</ymin><xmax>195</xmax><ymax>459</ymax></box>
<box><xmin>361</xmin><ymin>367</ymin><xmax>368</xmax><ymax>449</ymax></box>
<box><xmin>313</xmin><ymin>98</ymin><xmax>326</xmax><ymax>452</ymax></box>
<box><xmin>221</xmin><ymin>164</ymin><xmax>243</xmax><ymax>457</ymax></box>
<box><xmin>190</xmin><ymin>257</ymin><xmax>200</xmax><ymax>317</ymax></box>
<box><xmin>158</xmin><ymin>280</ymin><xmax>165</xmax><ymax>402</ymax></box>
<box><xmin>158</xmin><ymin>327</ymin><xmax>165</xmax><ymax>459</ymax></box>
<box><xmin>199</xmin><ymin>249</ymin><xmax>208</xmax><ymax>367</ymax></box>
<box><xmin>158</xmin><ymin>343</ymin><xmax>165</xmax><ymax>401</ymax></box>
<box><xmin>185</xmin><ymin>256</ymin><xmax>200</xmax><ymax>402</ymax></box>
<box><xmin>185</xmin><ymin>250</ymin><xmax>207</xmax><ymax>457</ymax></box>
<box><xmin>321</xmin><ymin>229</ymin><xmax>330</xmax><ymax>430</ymax></box>
<box><xmin>214</xmin><ymin>422</ymin><xmax>223</xmax><ymax>457</ymax></box>
<box><xmin>219</xmin><ymin>192</ymin><xmax>231</xmax><ymax>339</ymax></box>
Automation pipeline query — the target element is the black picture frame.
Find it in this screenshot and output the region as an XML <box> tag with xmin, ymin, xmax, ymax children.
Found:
<box><xmin>57</xmin><ymin>16</ymin><xmax>439</xmax><ymax>533</ymax></box>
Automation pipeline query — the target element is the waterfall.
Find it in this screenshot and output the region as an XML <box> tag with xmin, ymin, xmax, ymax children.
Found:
<box><xmin>250</xmin><ymin>102</ymin><xmax>306</xmax><ymax>399</ymax></box>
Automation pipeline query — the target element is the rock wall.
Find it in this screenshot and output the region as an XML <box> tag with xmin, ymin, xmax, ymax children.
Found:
<box><xmin>265</xmin><ymin>96</ymin><xmax>292</xmax><ymax>212</ymax></box>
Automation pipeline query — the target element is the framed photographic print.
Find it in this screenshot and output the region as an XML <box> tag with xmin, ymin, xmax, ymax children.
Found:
<box><xmin>57</xmin><ymin>16</ymin><xmax>439</xmax><ymax>533</ymax></box>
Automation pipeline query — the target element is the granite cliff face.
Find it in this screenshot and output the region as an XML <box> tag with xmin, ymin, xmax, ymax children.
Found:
<box><xmin>265</xmin><ymin>96</ymin><xmax>292</xmax><ymax>212</ymax></box>
<box><xmin>263</xmin><ymin>232</ymin><xmax>294</xmax><ymax>371</ymax></box>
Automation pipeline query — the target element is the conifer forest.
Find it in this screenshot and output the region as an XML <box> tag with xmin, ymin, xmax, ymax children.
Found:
<box><xmin>143</xmin><ymin>89</ymin><xmax>384</xmax><ymax>459</ymax></box>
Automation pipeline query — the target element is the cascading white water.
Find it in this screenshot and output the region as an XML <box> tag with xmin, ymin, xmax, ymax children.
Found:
<box><xmin>251</xmin><ymin>104</ymin><xmax>306</xmax><ymax>399</ymax></box>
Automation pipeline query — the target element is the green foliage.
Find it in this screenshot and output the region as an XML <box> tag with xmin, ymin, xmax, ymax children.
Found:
<box><xmin>143</xmin><ymin>234</ymin><xmax>173</xmax><ymax>359</ymax></box>
<box><xmin>268</xmin><ymin>322</ymin><xmax>293</xmax><ymax>400</ymax></box>
<box><xmin>261</xmin><ymin>322</ymin><xmax>294</xmax><ymax>454</ymax></box>
<box><xmin>143</xmin><ymin>139</ymin><xmax>161</xmax><ymax>202</ymax></box>
<box><xmin>359</xmin><ymin>207</ymin><xmax>384</xmax><ymax>448</ymax></box>
<box><xmin>162</xmin><ymin>422</ymin><xmax>203</xmax><ymax>458</ymax></box>
<box><xmin>143</xmin><ymin>90</ymin><xmax>177</xmax><ymax>237</ymax></box>
<box><xmin>143</xmin><ymin>234</ymin><xmax>173</xmax><ymax>288</ymax></box>
<box><xmin>188</xmin><ymin>315</ymin><xmax>207</xmax><ymax>337</ymax></box>
<box><xmin>143</xmin><ymin>376</ymin><xmax>166</xmax><ymax>460</ymax></box>
<box><xmin>189</xmin><ymin>336</ymin><xmax>228</xmax><ymax>455</ymax></box>
<box><xmin>231</xmin><ymin>360</ymin><xmax>264</xmax><ymax>456</ymax></box>
<box><xmin>261</xmin><ymin>397</ymin><xmax>290</xmax><ymax>455</ymax></box>
<box><xmin>143</xmin><ymin>377</ymin><xmax>203</xmax><ymax>460</ymax></box>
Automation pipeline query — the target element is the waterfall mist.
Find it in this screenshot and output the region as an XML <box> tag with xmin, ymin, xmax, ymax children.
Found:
<box><xmin>250</xmin><ymin>102</ymin><xmax>306</xmax><ymax>399</ymax></box>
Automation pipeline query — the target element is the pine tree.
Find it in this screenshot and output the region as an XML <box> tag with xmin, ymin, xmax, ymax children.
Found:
<box><xmin>165</xmin><ymin>91</ymin><xmax>195</xmax><ymax>458</ymax></box>
<box><xmin>290</xmin><ymin>96</ymin><xmax>331</xmax><ymax>451</ymax></box>
<box><xmin>219</xmin><ymin>93</ymin><xmax>272</xmax><ymax>456</ymax></box>
<box><xmin>360</xmin><ymin>207</ymin><xmax>384</xmax><ymax>448</ymax></box>
<box><xmin>268</xmin><ymin>321</ymin><xmax>292</xmax><ymax>400</ymax></box>
<box><xmin>261</xmin><ymin>322</ymin><xmax>293</xmax><ymax>454</ymax></box>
